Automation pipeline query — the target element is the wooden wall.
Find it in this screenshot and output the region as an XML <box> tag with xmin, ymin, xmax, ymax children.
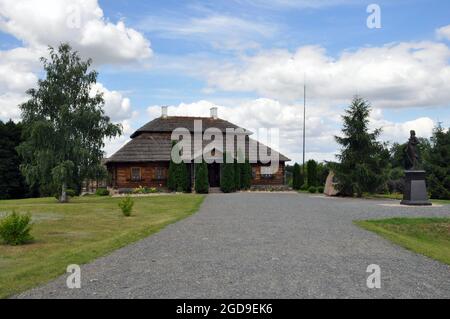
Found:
<box><xmin>251</xmin><ymin>162</ymin><xmax>285</xmax><ymax>186</ymax></box>
<box><xmin>108</xmin><ymin>162</ymin><xmax>169</xmax><ymax>189</ymax></box>
<box><xmin>108</xmin><ymin>161</ymin><xmax>286</xmax><ymax>189</ymax></box>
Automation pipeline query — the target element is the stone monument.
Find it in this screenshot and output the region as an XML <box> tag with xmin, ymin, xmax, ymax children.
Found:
<box><xmin>401</xmin><ymin>130</ymin><xmax>431</xmax><ymax>206</ymax></box>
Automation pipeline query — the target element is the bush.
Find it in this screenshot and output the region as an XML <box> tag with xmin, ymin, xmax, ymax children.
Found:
<box><xmin>118</xmin><ymin>196</ymin><xmax>134</xmax><ymax>217</ymax></box>
<box><xmin>292</xmin><ymin>163</ymin><xmax>302</xmax><ymax>190</ymax></box>
<box><xmin>220</xmin><ymin>153</ymin><xmax>236</xmax><ymax>193</ymax></box>
<box><xmin>317</xmin><ymin>186</ymin><xmax>324</xmax><ymax>193</ymax></box>
<box><xmin>308</xmin><ymin>186</ymin><xmax>317</xmax><ymax>193</ymax></box>
<box><xmin>66</xmin><ymin>189</ymin><xmax>77</xmax><ymax>197</ymax></box>
<box><xmin>240</xmin><ymin>159</ymin><xmax>252</xmax><ymax>190</ymax></box>
<box><xmin>96</xmin><ymin>188</ymin><xmax>110</xmax><ymax>196</ymax></box>
<box><xmin>0</xmin><ymin>211</ymin><xmax>33</xmax><ymax>245</ymax></box>
<box><xmin>54</xmin><ymin>188</ymin><xmax>77</xmax><ymax>200</ymax></box>
<box><xmin>195</xmin><ymin>161</ymin><xmax>209</xmax><ymax>194</ymax></box>
<box><xmin>307</xmin><ymin>160</ymin><xmax>318</xmax><ymax>187</ymax></box>
<box><xmin>300</xmin><ymin>183</ymin><xmax>308</xmax><ymax>191</ymax></box>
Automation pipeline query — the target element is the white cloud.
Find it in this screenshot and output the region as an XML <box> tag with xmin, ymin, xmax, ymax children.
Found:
<box><xmin>91</xmin><ymin>83</ymin><xmax>134</xmax><ymax>122</ymax></box>
<box><xmin>206</xmin><ymin>42</ymin><xmax>450</xmax><ymax>108</ymax></box>
<box><xmin>147</xmin><ymin>99</ymin><xmax>342</xmax><ymax>163</ymax></box>
<box><xmin>0</xmin><ymin>0</ymin><xmax>152</xmax><ymax>64</ymax></box>
<box><xmin>437</xmin><ymin>25</ymin><xmax>450</xmax><ymax>41</ymax></box>
<box><xmin>372</xmin><ymin>116</ymin><xmax>435</xmax><ymax>144</ymax></box>
<box><xmin>0</xmin><ymin>0</ymin><xmax>141</xmax><ymax>138</ymax></box>
<box><xmin>236</xmin><ymin>0</ymin><xmax>357</xmax><ymax>9</ymax></box>
<box><xmin>138</xmin><ymin>14</ymin><xmax>275</xmax><ymax>51</ymax></box>
<box><xmin>143</xmin><ymin>98</ymin><xmax>438</xmax><ymax>163</ymax></box>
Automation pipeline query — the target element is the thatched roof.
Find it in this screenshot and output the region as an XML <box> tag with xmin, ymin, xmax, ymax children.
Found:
<box><xmin>107</xmin><ymin>117</ymin><xmax>290</xmax><ymax>163</ymax></box>
<box><xmin>130</xmin><ymin>116</ymin><xmax>250</xmax><ymax>138</ymax></box>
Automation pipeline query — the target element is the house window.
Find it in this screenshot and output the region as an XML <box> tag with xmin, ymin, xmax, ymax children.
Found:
<box><xmin>155</xmin><ymin>167</ymin><xmax>166</xmax><ymax>180</ymax></box>
<box><xmin>131</xmin><ymin>167</ymin><xmax>142</xmax><ymax>182</ymax></box>
<box><xmin>252</xmin><ymin>167</ymin><xmax>257</xmax><ymax>179</ymax></box>
<box><xmin>261</xmin><ymin>166</ymin><xmax>275</xmax><ymax>179</ymax></box>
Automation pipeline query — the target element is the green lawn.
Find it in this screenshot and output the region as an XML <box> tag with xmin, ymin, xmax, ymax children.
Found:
<box><xmin>369</xmin><ymin>193</ymin><xmax>450</xmax><ymax>205</ymax></box>
<box><xmin>0</xmin><ymin>195</ymin><xmax>205</xmax><ymax>298</ymax></box>
<box><xmin>355</xmin><ymin>217</ymin><xmax>450</xmax><ymax>265</ymax></box>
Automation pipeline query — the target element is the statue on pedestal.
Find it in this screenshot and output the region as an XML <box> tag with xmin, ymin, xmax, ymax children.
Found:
<box><xmin>405</xmin><ymin>130</ymin><xmax>421</xmax><ymax>170</ymax></box>
<box><xmin>401</xmin><ymin>130</ymin><xmax>431</xmax><ymax>206</ymax></box>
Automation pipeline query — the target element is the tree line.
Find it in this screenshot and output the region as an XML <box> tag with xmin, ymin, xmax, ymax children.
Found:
<box><xmin>289</xmin><ymin>96</ymin><xmax>450</xmax><ymax>200</ymax></box>
<box><xmin>0</xmin><ymin>43</ymin><xmax>121</xmax><ymax>202</ymax></box>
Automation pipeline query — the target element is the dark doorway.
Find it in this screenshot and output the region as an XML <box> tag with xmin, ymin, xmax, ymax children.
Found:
<box><xmin>208</xmin><ymin>163</ymin><xmax>221</xmax><ymax>188</ymax></box>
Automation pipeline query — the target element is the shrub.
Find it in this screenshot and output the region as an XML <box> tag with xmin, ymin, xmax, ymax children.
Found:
<box><xmin>308</xmin><ymin>186</ymin><xmax>317</xmax><ymax>193</ymax></box>
<box><xmin>307</xmin><ymin>160</ymin><xmax>318</xmax><ymax>187</ymax></box>
<box><xmin>96</xmin><ymin>188</ymin><xmax>110</xmax><ymax>196</ymax></box>
<box><xmin>240</xmin><ymin>159</ymin><xmax>252</xmax><ymax>190</ymax></box>
<box><xmin>292</xmin><ymin>163</ymin><xmax>302</xmax><ymax>190</ymax></box>
<box><xmin>317</xmin><ymin>186</ymin><xmax>324</xmax><ymax>193</ymax></box>
<box><xmin>195</xmin><ymin>161</ymin><xmax>209</xmax><ymax>194</ymax></box>
<box><xmin>0</xmin><ymin>211</ymin><xmax>34</xmax><ymax>245</ymax></box>
<box><xmin>118</xmin><ymin>196</ymin><xmax>134</xmax><ymax>217</ymax></box>
<box><xmin>66</xmin><ymin>189</ymin><xmax>77</xmax><ymax>197</ymax></box>
<box><xmin>300</xmin><ymin>183</ymin><xmax>308</xmax><ymax>191</ymax></box>
<box><xmin>54</xmin><ymin>188</ymin><xmax>77</xmax><ymax>200</ymax></box>
<box><xmin>220</xmin><ymin>153</ymin><xmax>235</xmax><ymax>193</ymax></box>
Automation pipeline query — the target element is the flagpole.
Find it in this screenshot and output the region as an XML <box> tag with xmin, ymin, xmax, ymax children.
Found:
<box><xmin>302</xmin><ymin>78</ymin><xmax>306</xmax><ymax>175</ymax></box>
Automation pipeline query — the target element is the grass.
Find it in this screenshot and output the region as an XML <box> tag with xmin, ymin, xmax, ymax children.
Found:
<box><xmin>355</xmin><ymin>217</ymin><xmax>450</xmax><ymax>265</ymax></box>
<box><xmin>369</xmin><ymin>193</ymin><xmax>450</xmax><ymax>205</ymax></box>
<box><xmin>0</xmin><ymin>195</ymin><xmax>205</xmax><ymax>298</ymax></box>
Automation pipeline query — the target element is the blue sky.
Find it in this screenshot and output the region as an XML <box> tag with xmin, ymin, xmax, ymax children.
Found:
<box><xmin>1</xmin><ymin>0</ymin><xmax>450</xmax><ymax>161</ymax></box>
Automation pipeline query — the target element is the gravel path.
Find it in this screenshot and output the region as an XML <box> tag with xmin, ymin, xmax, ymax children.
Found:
<box><xmin>17</xmin><ymin>193</ymin><xmax>450</xmax><ymax>299</ymax></box>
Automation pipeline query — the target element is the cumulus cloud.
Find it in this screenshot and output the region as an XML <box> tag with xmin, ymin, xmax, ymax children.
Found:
<box><xmin>0</xmin><ymin>0</ymin><xmax>152</xmax><ymax>64</ymax></box>
<box><xmin>437</xmin><ymin>25</ymin><xmax>450</xmax><ymax>41</ymax></box>
<box><xmin>206</xmin><ymin>42</ymin><xmax>450</xmax><ymax>108</ymax></box>
<box><xmin>91</xmin><ymin>83</ymin><xmax>135</xmax><ymax>122</ymax></box>
<box><xmin>0</xmin><ymin>0</ymin><xmax>141</xmax><ymax>134</ymax></box>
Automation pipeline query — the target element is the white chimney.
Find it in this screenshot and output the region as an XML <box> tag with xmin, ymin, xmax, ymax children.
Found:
<box><xmin>161</xmin><ymin>106</ymin><xmax>168</xmax><ymax>119</ymax></box>
<box><xmin>210</xmin><ymin>107</ymin><xmax>218</xmax><ymax>120</ymax></box>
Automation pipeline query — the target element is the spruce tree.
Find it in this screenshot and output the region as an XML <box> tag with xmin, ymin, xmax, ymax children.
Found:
<box><xmin>195</xmin><ymin>160</ymin><xmax>209</xmax><ymax>194</ymax></box>
<box><xmin>426</xmin><ymin>124</ymin><xmax>450</xmax><ymax>199</ymax></box>
<box><xmin>234</xmin><ymin>159</ymin><xmax>241</xmax><ymax>191</ymax></box>
<box><xmin>220</xmin><ymin>153</ymin><xmax>235</xmax><ymax>193</ymax></box>
<box><xmin>0</xmin><ymin>121</ymin><xmax>30</xmax><ymax>199</ymax></box>
<box><xmin>292</xmin><ymin>163</ymin><xmax>301</xmax><ymax>190</ymax></box>
<box><xmin>306</xmin><ymin>160</ymin><xmax>318</xmax><ymax>187</ymax></box>
<box><xmin>240</xmin><ymin>158</ymin><xmax>252</xmax><ymax>190</ymax></box>
<box><xmin>334</xmin><ymin>96</ymin><xmax>390</xmax><ymax>197</ymax></box>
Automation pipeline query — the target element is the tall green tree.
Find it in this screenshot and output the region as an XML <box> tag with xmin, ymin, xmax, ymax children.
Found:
<box><xmin>292</xmin><ymin>163</ymin><xmax>302</xmax><ymax>190</ymax></box>
<box><xmin>17</xmin><ymin>43</ymin><xmax>122</xmax><ymax>202</ymax></box>
<box><xmin>195</xmin><ymin>160</ymin><xmax>209</xmax><ymax>194</ymax></box>
<box><xmin>333</xmin><ymin>96</ymin><xmax>390</xmax><ymax>197</ymax></box>
<box><xmin>0</xmin><ymin>121</ymin><xmax>30</xmax><ymax>199</ymax></box>
<box><xmin>220</xmin><ymin>153</ymin><xmax>235</xmax><ymax>193</ymax></box>
<box><xmin>306</xmin><ymin>159</ymin><xmax>318</xmax><ymax>187</ymax></box>
<box><xmin>168</xmin><ymin>141</ymin><xmax>190</xmax><ymax>193</ymax></box>
<box><xmin>240</xmin><ymin>158</ymin><xmax>252</xmax><ymax>190</ymax></box>
<box><xmin>426</xmin><ymin>124</ymin><xmax>450</xmax><ymax>199</ymax></box>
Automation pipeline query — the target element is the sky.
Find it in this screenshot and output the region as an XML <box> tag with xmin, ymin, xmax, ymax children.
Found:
<box><xmin>1</xmin><ymin>0</ymin><xmax>450</xmax><ymax>163</ymax></box>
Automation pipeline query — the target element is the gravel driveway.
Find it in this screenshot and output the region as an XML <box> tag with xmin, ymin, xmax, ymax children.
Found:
<box><xmin>17</xmin><ymin>193</ymin><xmax>450</xmax><ymax>299</ymax></box>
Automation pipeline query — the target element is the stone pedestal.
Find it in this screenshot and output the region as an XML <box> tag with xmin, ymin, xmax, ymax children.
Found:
<box><xmin>401</xmin><ymin>170</ymin><xmax>432</xmax><ymax>206</ymax></box>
